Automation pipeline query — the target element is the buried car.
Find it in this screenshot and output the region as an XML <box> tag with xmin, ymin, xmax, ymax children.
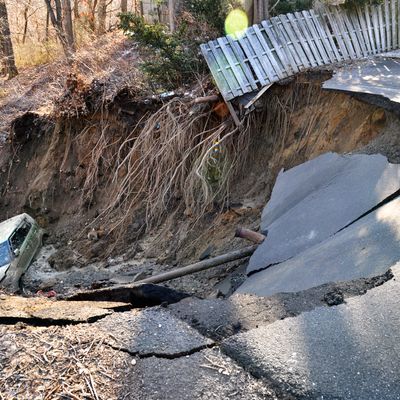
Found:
<box><xmin>0</xmin><ymin>213</ymin><xmax>43</xmax><ymax>292</ymax></box>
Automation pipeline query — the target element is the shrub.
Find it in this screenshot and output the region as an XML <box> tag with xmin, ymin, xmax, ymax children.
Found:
<box><xmin>119</xmin><ymin>12</ymin><xmax>208</xmax><ymax>89</ymax></box>
<box><xmin>272</xmin><ymin>0</ymin><xmax>314</xmax><ymax>15</ymax></box>
<box><xmin>341</xmin><ymin>0</ymin><xmax>383</xmax><ymax>9</ymax></box>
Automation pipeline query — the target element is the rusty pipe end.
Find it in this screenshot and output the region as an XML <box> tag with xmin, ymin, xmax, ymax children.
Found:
<box><xmin>235</xmin><ymin>227</ymin><xmax>266</xmax><ymax>244</ymax></box>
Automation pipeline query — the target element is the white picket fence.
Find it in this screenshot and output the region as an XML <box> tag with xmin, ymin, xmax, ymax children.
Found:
<box><xmin>201</xmin><ymin>0</ymin><xmax>400</xmax><ymax>101</ymax></box>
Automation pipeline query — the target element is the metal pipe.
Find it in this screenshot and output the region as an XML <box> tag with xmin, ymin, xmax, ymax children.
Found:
<box><xmin>235</xmin><ymin>227</ymin><xmax>266</xmax><ymax>244</ymax></box>
<box><xmin>134</xmin><ymin>245</ymin><xmax>258</xmax><ymax>285</ymax></box>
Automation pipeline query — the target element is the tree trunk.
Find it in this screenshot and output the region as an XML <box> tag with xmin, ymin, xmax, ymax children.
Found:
<box><xmin>45</xmin><ymin>8</ymin><xmax>50</xmax><ymax>41</ymax></box>
<box><xmin>0</xmin><ymin>0</ymin><xmax>18</xmax><ymax>78</ymax></box>
<box><xmin>121</xmin><ymin>0</ymin><xmax>128</xmax><ymax>13</ymax></box>
<box><xmin>244</xmin><ymin>0</ymin><xmax>254</xmax><ymax>25</ymax></box>
<box><xmin>97</xmin><ymin>0</ymin><xmax>107</xmax><ymax>34</ymax></box>
<box><xmin>23</xmin><ymin>4</ymin><xmax>29</xmax><ymax>44</ymax></box>
<box><xmin>168</xmin><ymin>0</ymin><xmax>175</xmax><ymax>31</ymax></box>
<box><xmin>44</xmin><ymin>0</ymin><xmax>75</xmax><ymax>61</ymax></box>
<box><xmin>253</xmin><ymin>0</ymin><xmax>269</xmax><ymax>24</ymax></box>
<box><xmin>62</xmin><ymin>0</ymin><xmax>75</xmax><ymax>54</ymax></box>
<box><xmin>74</xmin><ymin>0</ymin><xmax>79</xmax><ymax>19</ymax></box>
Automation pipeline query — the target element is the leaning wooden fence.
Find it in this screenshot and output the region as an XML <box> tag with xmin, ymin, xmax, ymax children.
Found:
<box><xmin>201</xmin><ymin>0</ymin><xmax>400</xmax><ymax>102</ymax></box>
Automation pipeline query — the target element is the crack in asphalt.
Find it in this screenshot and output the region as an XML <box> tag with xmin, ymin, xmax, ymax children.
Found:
<box><xmin>246</xmin><ymin>190</ymin><xmax>400</xmax><ymax>277</ymax></box>
<box><xmin>104</xmin><ymin>341</ymin><xmax>218</xmax><ymax>360</ymax></box>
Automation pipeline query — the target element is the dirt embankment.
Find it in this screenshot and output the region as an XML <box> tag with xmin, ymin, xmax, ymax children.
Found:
<box><xmin>0</xmin><ymin>72</ymin><xmax>398</xmax><ymax>295</ymax></box>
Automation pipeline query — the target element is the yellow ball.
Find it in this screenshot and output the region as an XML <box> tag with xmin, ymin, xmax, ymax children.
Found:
<box><xmin>225</xmin><ymin>9</ymin><xmax>249</xmax><ymax>37</ymax></box>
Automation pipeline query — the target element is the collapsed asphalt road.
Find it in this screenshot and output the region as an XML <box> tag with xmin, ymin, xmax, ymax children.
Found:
<box><xmin>0</xmin><ymin>152</ymin><xmax>399</xmax><ymax>399</ymax></box>
<box><xmin>0</xmin><ymin>264</ymin><xmax>398</xmax><ymax>399</ymax></box>
<box><xmin>223</xmin><ymin>262</ymin><xmax>400</xmax><ymax>400</ymax></box>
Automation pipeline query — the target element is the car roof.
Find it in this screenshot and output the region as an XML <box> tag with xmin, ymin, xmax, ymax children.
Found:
<box><xmin>0</xmin><ymin>213</ymin><xmax>32</xmax><ymax>243</ymax></box>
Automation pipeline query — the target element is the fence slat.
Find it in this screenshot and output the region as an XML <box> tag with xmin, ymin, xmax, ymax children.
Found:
<box><xmin>251</xmin><ymin>25</ymin><xmax>286</xmax><ymax>79</ymax></box>
<box><xmin>398</xmin><ymin>0</ymin><xmax>400</xmax><ymax>48</ymax></box>
<box><xmin>294</xmin><ymin>11</ymin><xmax>324</xmax><ymax>65</ymax></box>
<box><xmin>226</xmin><ymin>35</ymin><xmax>259</xmax><ymax>91</ymax></box>
<box><xmin>217</xmin><ymin>38</ymin><xmax>251</xmax><ymax>94</ymax></box>
<box><xmin>269</xmin><ymin>18</ymin><xmax>301</xmax><ymax>72</ymax></box>
<box><xmin>349</xmin><ymin>12</ymin><xmax>369</xmax><ymax>56</ymax></box>
<box><xmin>287</xmin><ymin>13</ymin><xmax>318</xmax><ymax>66</ymax></box>
<box><xmin>378</xmin><ymin>4</ymin><xmax>386</xmax><ymax>50</ymax></box>
<box><xmin>384</xmin><ymin>0</ymin><xmax>391</xmax><ymax>50</ymax></box>
<box><xmin>278</xmin><ymin>14</ymin><xmax>311</xmax><ymax>68</ymax></box>
<box><xmin>392</xmin><ymin>0</ymin><xmax>397</xmax><ymax>48</ymax></box>
<box><xmin>371</xmin><ymin>5</ymin><xmax>382</xmax><ymax>52</ymax></box>
<box><xmin>325</xmin><ymin>8</ymin><xmax>351</xmax><ymax>59</ymax></box>
<box><xmin>201</xmin><ymin>0</ymin><xmax>400</xmax><ymax>101</ymax></box>
<box><xmin>315</xmin><ymin>9</ymin><xmax>342</xmax><ymax>61</ymax></box>
<box><xmin>201</xmin><ymin>44</ymin><xmax>235</xmax><ymax>100</ymax></box>
<box><xmin>261</xmin><ymin>20</ymin><xmax>295</xmax><ymax>73</ymax></box>
<box><xmin>302</xmin><ymin>10</ymin><xmax>330</xmax><ymax>64</ymax></box>
<box><xmin>208</xmin><ymin>41</ymin><xmax>241</xmax><ymax>98</ymax></box>
<box><xmin>357</xmin><ymin>7</ymin><xmax>373</xmax><ymax>55</ymax></box>
<box><xmin>237</xmin><ymin>33</ymin><xmax>271</xmax><ymax>85</ymax></box>
<box><xmin>334</xmin><ymin>8</ymin><xmax>358</xmax><ymax>58</ymax></box>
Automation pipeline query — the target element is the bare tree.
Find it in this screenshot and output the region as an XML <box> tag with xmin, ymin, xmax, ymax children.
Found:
<box><xmin>97</xmin><ymin>0</ymin><xmax>106</xmax><ymax>34</ymax></box>
<box><xmin>0</xmin><ymin>0</ymin><xmax>18</xmax><ymax>78</ymax></box>
<box><xmin>168</xmin><ymin>0</ymin><xmax>175</xmax><ymax>31</ymax></box>
<box><xmin>120</xmin><ymin>0</ymin><xmax>127</xmax><ymax>13</ymax></box>
<box><xmin>85</xmin><ymin>0</ymin><xmax>97</xmax><ymax>31</ymax></box>
<box><xmin>62</xmin><ymin>0</ymin><xmax>75</xmax><ymax>52</ymax></box>
<box><xmin>44</xmin><ymin>0</ymin><xmax>75</xmax><ymax>60</ymax></box>
<box><xmin>73</xmin><ymin>0</ymin><xmax>79</xmax><ymax>19</ymax></box>
<box><xmin>22</xmin><ymin>0</ymin><xmax>33</xmax><ymax>44</ymax></box>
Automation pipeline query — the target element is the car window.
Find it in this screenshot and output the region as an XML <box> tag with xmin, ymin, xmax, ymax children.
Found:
<box><xmin>10</xmin><ymin>221</ymin><xmax>32</xmax><ymax>251</ymax></box>
<box><xmin>0</xmin><ymin>241</ymin><xmax>11</xmax><ymax>267</ymax></box>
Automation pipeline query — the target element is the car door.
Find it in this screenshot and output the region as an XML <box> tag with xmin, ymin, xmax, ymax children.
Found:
<box><xmin>28</xmin><ymin>220</ymin><xmax>41</xmax><ymax>257</ymax></box>
<box><xmin>10</xmin><ymin>220</ymin><xmax>34</xmax><ymax>273</ymax></box>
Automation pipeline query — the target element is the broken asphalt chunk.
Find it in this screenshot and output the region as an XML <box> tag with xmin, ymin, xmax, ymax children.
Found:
<box><xmin>237</xmin><ymin>197</ymin><xmax>400</xmax><ymax>297</ymax></box>
<box><xmin>248</xmin><ymin>152</ymin><xmax>400</xmax><ymax>274</ymax></box>
<box><xmin>0</xmin><ymin>295</ymin><xmax>129</xmax><ymax>324</ymax></box>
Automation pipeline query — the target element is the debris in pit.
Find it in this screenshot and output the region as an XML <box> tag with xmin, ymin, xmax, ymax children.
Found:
<box><xmin>64</xmin><ymin>283</ymin><xmax>190</xmax><ymax>308</ymax></box>
<box><xmin>323</xmin><ymin>290</ymin><xmax>345</xmax><ymax>306</ymax></box>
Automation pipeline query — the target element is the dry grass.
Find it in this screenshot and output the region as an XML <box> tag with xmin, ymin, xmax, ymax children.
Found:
<box><xmin>0</xmin><ymin>32</ymin><xmax>143</xmax><ymax>137</ymax></box>
<box><xmin>80</xmin><ymin>89</ymin><xmax>256</xmax><ymax>236</ymax></box>
<box><xmin>14</xmin><ymin>40</ymin><xmax>62</xmax><ymax>69</ymax></box>
<box><xmin>0</xmin><ymin>323</ymin><xmax>129</xmax><ymax>400</ymax></box>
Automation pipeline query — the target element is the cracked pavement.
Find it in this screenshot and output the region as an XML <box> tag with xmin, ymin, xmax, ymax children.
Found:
<box><xmin>1</xmin><ymin>152</ymin><xmax>399</xmax><ymax>399</ymax></box>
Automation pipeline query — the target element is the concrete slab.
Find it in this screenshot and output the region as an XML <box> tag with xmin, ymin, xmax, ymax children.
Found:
<box><xmin>94</xmin><ymin>308</ymin><xmax>214</xmax><ymax>357</ymax></box>
<box><xmin>248</xmin><ymin>152</ymin><xmax>400</xmax><ymax>274</ymax></box>
<box><xmin>238</xmin><ymin>197</ymin><xmax>400</xmax><ymax>296</ymax></box>
<box><xmin>0</xmin><ymin>295</ymin><xmax>128</xmax><ymax>323</ymax></box>
<box><xmin>223</xmin><ymin>262</ymin><xmax>400</xmax><ymax>400</ymax></box>
<box><xmin>323</xmin><ymin>58</ymin><xmax>400</xmax><ymax>103</ymax></box>
<box><xmin>119</xmin><ymin>348</ymin><xmax>276</xmax><ymax>400</ymax></box>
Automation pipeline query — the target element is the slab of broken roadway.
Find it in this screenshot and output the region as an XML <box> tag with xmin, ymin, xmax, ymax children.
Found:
<box><xmin>223</xmin><ymin>262</ymin><xmax>400</xmax><ymax>400</ymax></box>
<box><xmin>246</xmin><ymin>152</ymin><xmax>400</xmax><ymax>276</ymax></box>
<box><xmin>240</xmin><ymin>152</ymin><xmax>400</xmax><ymax>298</ymax></box>
<box><xmin>0</xmin><ymin>294</ymin><xmax>129</xmax><ymax>323</ymax></box>
<box><xmin>238</xmin><ymin>196</ymin><xmax>400</xmax><ymax>296</ymax></box>
<box><xmin>323</xmin><ymin>56</ymin><xmax>400</xmax><ymax>105</ymax></box>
